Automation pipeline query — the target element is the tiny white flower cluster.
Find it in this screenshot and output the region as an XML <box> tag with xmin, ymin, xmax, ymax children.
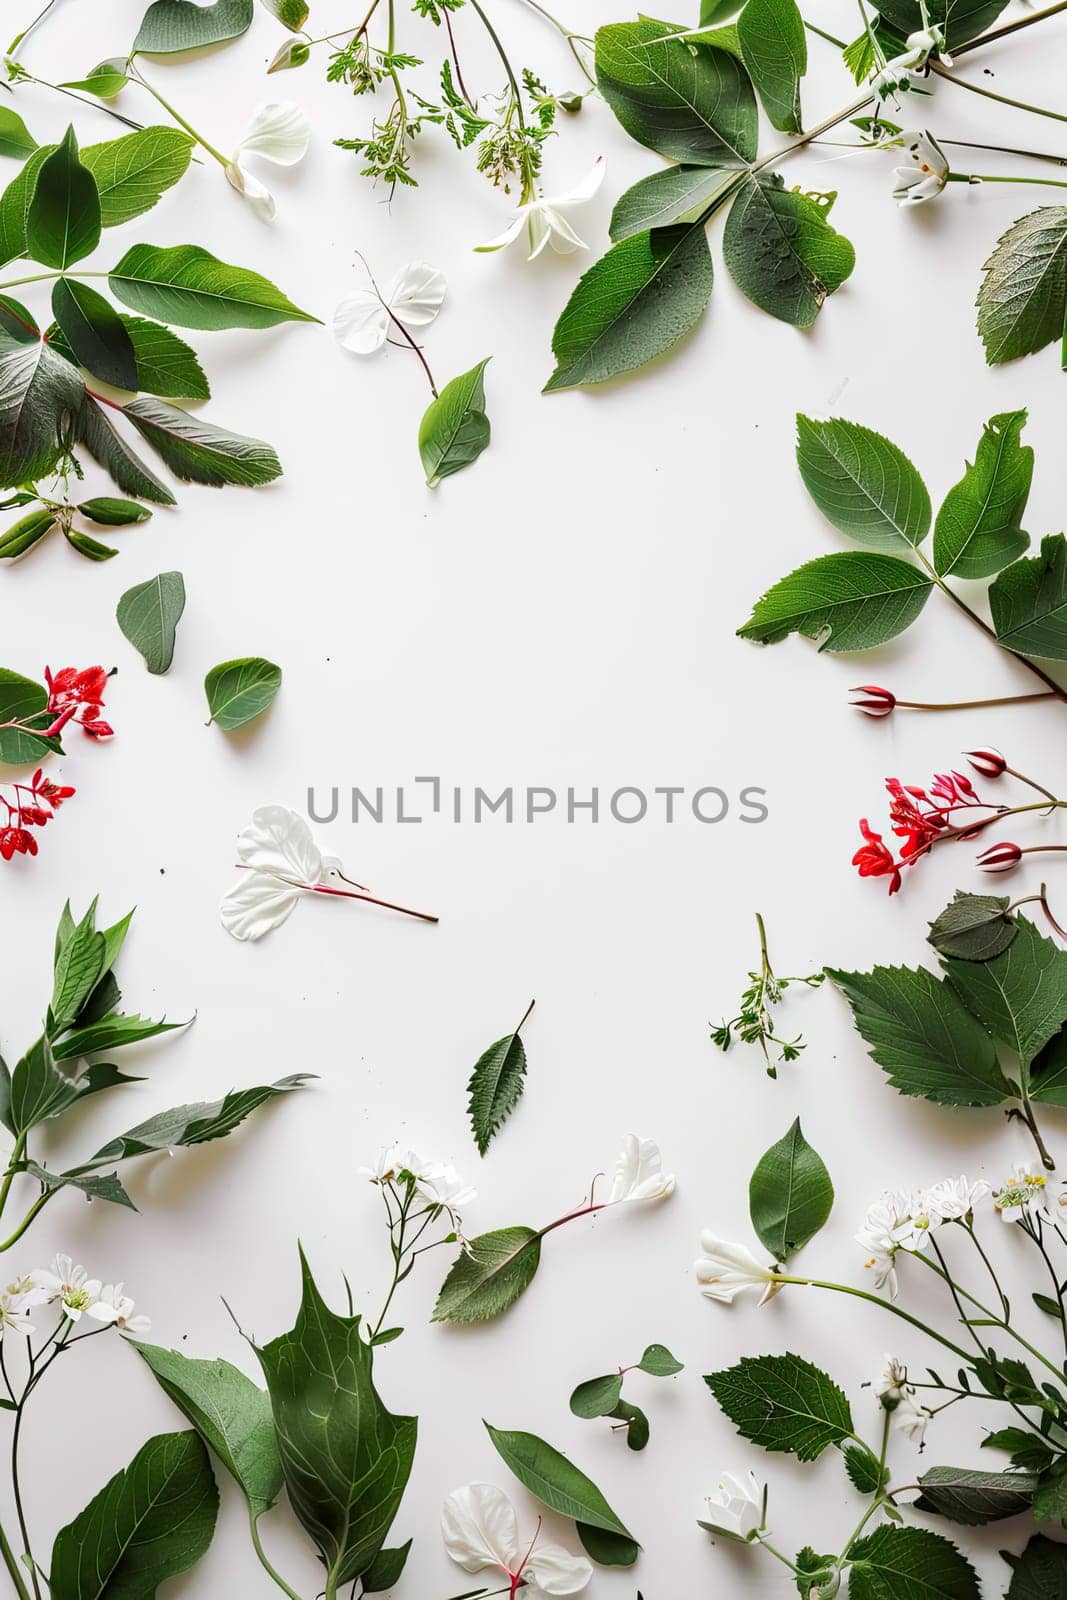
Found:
<box><xmin>361</xmin><ymin>1146</ymin><xmax>478</xmax><ymax>1215</ymax></box>
<box><xmin>856</xmin><ymin>1176</ymin><xmax>989</xmax><ymax>1299</ymax></box>
<box><xmin>874</xmin><ymin>1354</ymin><xmax>933</xmax><ymax>1446</ymax></box>
<box><xmin>992</xmin><ymin>1160</ymin><xmax>1055</xmax><ymax>1224</ymax></box>
<box><xmin>0</xmin><ymin>1256</ymin><xmax>149</xmax><ymax>1339</ymax></box>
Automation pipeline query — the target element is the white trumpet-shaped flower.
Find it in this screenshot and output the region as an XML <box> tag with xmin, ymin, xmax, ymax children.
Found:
<box><xmin>477</xmin><ymin>157</ymin><xmax>605</xmax><ymax>259</ymax></box>
<box><xmin>694</xmin><ymin>1234</ymin><xmax>781</xmax><ymax>1304</ymax></box>
<box><xmin>333</xmin><ymin>261</ymin><xmax>446</xmax><ymax>355</ymax></box>
<box><xmin>699</xmin><ymin>1468</ymin><xmax>765</xmax><ymax>1541</ymax></box>
<box><xmin>224</xmin><ymin>101</ymin><xmax>311</xmax><ymax>220</ymax></box>
<box><xmin>441</xmin><ymin>1484</ymin><xmax>592</xmax><ymax>1595</ymax></box>
<box><xmin>892</xmin><ymin>130</ymin><xmax>949</xmax><ymax>205</ymax></box>
<box><xmin>607</xmin><ymin>1133</ymin><xmax>675</xmax><ymax>1203</ymax></box>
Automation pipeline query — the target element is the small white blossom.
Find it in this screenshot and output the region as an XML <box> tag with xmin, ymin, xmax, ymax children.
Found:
<box><xmin>893</xmin><ymin>1190</ymin><xmax>943</xmax><ymax>1253</ymax></box>
<box><xmin>694</xmin><ymin>1234</ymin><xmax>780</xmax><ymax>1304</ymax></box>
<box><xmin>30</xmin><ymin>1256</ymin><xmax>119</xmax><ymax>1326</ymax></box>
<box><xmin>333</xmin><ymin>261</ymin><xmax>446</xmax><ymax>356</ymax></box>
<box><xmin>875</xmin><ymin>1353</ymin><xmax>911</xmax><ymax>1407</ymax></box>
<box><xmin>415</xmin><ymin>1161</ymin><xmax>477</xmax><ymax>1213</ymax></box>
<box><xmin>892</xmin><ymin>130</ymin><xmax>949</xmax><ymax>205</ymax></box>
<box><xmin>477</xmin><ymin>157</ymin><xmax>605</xmax><ymax>259</ymax></box>
<box><xmin>607</xmin><ymin>1133</ymin><xmax>675</xmax><ymax>1204</ymax></box>
<box><xmin>993</xmin><ymin>1161</ymin><xmax>1051</xmax><ymax>1224</ymax></box>
<box><xmin>359</xmin><ymin>1145</ymin><xmax>419</xmax><ymax>1185</ymax></box>
<box><xmin>442</xmin><ymin>1484</ymin><xmax>591</xmax><ymax>1595</ymax></box>
<box><xmin>699</xmin><ymin>1469</ymin><xmax>765</xmax><ymax>1541</ymax></box>
<box><xmin>893</xmin><ymin>1390</ymin><xmax>933</xmax><ymax>1444</ymax></box>
<box><xmin>926</xmin><ymin>1174</ymin><xmax>989</xmax><ymax>1221</ymax></box>
<box><xmin>98</xmin><ymin>1285</ymin><xmax>151</xmax><ymax>1336</ymax></box>
<box><xmin>224</xmin><ymin>102</ymin><xmax>311</xmax><ymax>221</ymax></box>
<box><xmin>874</xmin><ymin>26</ymin><xmax>952</xmax><ymax>98</ymax></box>
<box><xmin>0</xmin><ymin>1277</ymin><xmax>45</xmax><ymax>1338</ymax></box>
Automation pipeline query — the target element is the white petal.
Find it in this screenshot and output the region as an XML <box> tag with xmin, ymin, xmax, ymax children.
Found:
<box><xmin>332</xmin><ymin>291</ymin><xmax>391</xmax><ymax>354</ymax></box>
<box><xmin>220</xmin><ymin>872</ymin><xmax>303</xmax><ymax>942</ymax></box>
<box><xmin>526</xmin><ymin>207</ymin><xmax>554</xmax><ymax>260</ymax></box>
<box><xmin>236</xmin><ymin>805</ymin><xmax>323</xmax><ymax>883</ymax></box>
<box><xmin>544</xmin><ymin>155</ymin><xmax>606</xmax><ymax>208</ymax></box>
<box><xmin>235</xmin><ymin>101</ymin><xmax>311</xmax><ymax>166</ymax></box>
<box><xmin>545</xmin><ymin>209</ymin><xmax>587</xmax><ymax>254</ymax></box>
<box><xmin>523</xmin><ymin>1546</ymin><xmax>593</xmax><ymax>1595</ymax></box>
<box><xmin>441</xmin><ymin>1484</ymin><xmax>518</xmax><ymax>1573</ymax></box>
<box><xmin>226</xmin><ymin>161</ymin><xmax>277</xmax><ymax>221</ymax></box>
<box><xmin>475</xmin><ymin>214</ymin><xmax>527</xmax><ymax>253</ymax></box>
<box><xmin>384</xmin><ymin>261</ymin><xmax>446</xmax><ymax>327</ymax></box>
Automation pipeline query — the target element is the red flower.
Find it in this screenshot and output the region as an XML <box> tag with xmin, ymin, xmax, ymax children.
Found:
<box><xmin>850</xmin><ymin>684</ymin><xmax>896</xmax><ymax>718</ymax></box>
<box><xmin>966</xmin><ymin>747</ymin><xmax>1007</xmax><ymax>779</ymax></box>
<box><xmin>43</xmin><ymin>665</ymin><xmax>114</xmax><ymax>740</ymax></box>
<box><xmin>0</xmin><ymin>827</ymin><xmax>37</xmax><ymax>860</ymax></box>
<box><xmin>977</xmin><ymin>841</ymin><xmax>1022</xmax><ymax>873</ymax></box>
<box><xmin>33</xmin><ymin>774</ymin><xmax>75</xmax><ymax>808</ymax></box>
<box><xmin>885</xmin><ymin>778</ymin><xmax>946</xmax><ymax>861</ymax></box>
<box><xmin>853</xmin><ymin>819</ymin><xmax>902</xmax><ymax>894</ymax></box>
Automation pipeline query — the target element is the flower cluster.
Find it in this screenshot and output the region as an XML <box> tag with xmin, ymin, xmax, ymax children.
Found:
<box><xmin>854</xmin><ymin>768</ymin><xmax>991</xmax><ymax>894</ymax></box>
<box><xmin>992</xmin><ymin>1160</ymin><xmax>1054</xmax><ymax>1224</ymax></box>
<box><xmin>0</xmin><ymin>769</ymin><xmax>74</xmax><ymax>861</ymax></box>
<box><xmin>874</xmin><ymin>1354</ymin><xmax>933</xmax><ymax>1444</ymax></box>
<box><xmin>0</xmin><ymin>1256</ymin><xmax>148</xmax><ymax>1339</ymax></box>
<box><xmin>362</xmin><ymin>1145</ymin><xmax>478</xmax><ymax>1223</ymax></box>
<box><xmin>857</xmin><ymin>1176</ymin><xmax>990</xmax><ymax>1298</ymax></box>
<box><xmin>43</xmin><ymin>665</ymin><xmax>113</xmax><ymax>741</ymax></box>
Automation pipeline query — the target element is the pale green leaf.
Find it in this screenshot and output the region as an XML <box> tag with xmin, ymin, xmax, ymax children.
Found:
<box><xmin>609</xmin><ymin>165</ymin><xmax>737</xmax><ymax>242</ymax></box>
<box><xmin>117</xmin><ymin>570</ymin><xmax>187</xmax><ymax>674</ymax></box>
<box><xmin>83</xmin><ymin>127</ymin><xmax>194</xmax><ymax>227</ymax></box>
<box><xmin>204</xmin><ymin>657</ymin><xmax>282</xmax><ymax>729</ymax></box>
<box><xmin>109</xmin><ymin>243</ymin><xmax>316</xmax><ymax>330</ymax></box>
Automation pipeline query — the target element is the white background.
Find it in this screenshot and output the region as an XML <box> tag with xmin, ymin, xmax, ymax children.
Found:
<box><xmin>3</xmin><ymin>0</ymin><xmax>1067</xmax><ymax>1594</ymax></box>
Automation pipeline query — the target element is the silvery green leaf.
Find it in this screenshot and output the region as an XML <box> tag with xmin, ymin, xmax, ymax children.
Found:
<box><xmin>117</xmin><ymin>570</ymin><xmax>187</xmax><ymax>674</ymax></box>
<box><xmin>134</xmin><ymin>0</ymin><xmax>254</xmax><ymax>54</ymax></box>
<box><xmin>0</xmin><ymin>109</ymin><xmax>36</xmax><ymax>160</ymax></box>
<box><xmin>977</xmin><ymin>207</ymin><xmax>1067</xmax><ymax>367</ymax></box>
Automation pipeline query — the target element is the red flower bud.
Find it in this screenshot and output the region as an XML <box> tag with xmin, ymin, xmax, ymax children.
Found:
<box><xmin>850</xmin><ymin>684</ymin><xmax>896</xmax><ymax>718</ymax></box>
<box><xmin>977</xmin><ymin>841</ymin><xmax>1022</xmax><ymax>873</ymax></box>
<box><xmin>965</xmin><ymin>747</ymin><xmax>1007</xmax><ymax>779</ymax></box>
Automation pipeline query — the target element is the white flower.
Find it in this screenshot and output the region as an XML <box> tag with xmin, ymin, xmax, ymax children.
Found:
<box><xmin>477</xmin><ymin>157</ymin><xmax>605</xmax><ymax>259</ymax></box>
<box><xmin>874</xmin><ymin>1353</ymin><xmax>911</xmax><ymax>1406</ymax></box>
<box><xmin>856</xmin><ymin>1189</ymin><xmax>932</xmax><ymax>1299</ymax></box>
<box><xmin>993</xmin><ymin>1161</ymin><xmax>1051</xmax><ymax>1223</ymax></box>
<box><xmin>893</xmin><ymin>1190</ymin><xmax>942</xmax><ymax>1253</ymax></box>
<box><xmin>926</xmin><ymin>1174</ymin><xmax>989</xmax><ymax>1221</ymax></box>
<box><xmin>220</xmin><ymin>805</ymin><xmax>346</xmax><ymax>941</ymax></box>
<box><xmin>0</xmin><ymin>1277</ymin><xmax>45</xmax><ymax>1338</ymax></box>
<box><xmin>98</xmin><ymin>1284</ymin><xmax>151</xmax><ymax>1336</ymax></box>
<box><xmin>224</xmin><ymin>101</ymin><xmax>311</xmax><ymax>220</ymax></box>
<box><xmin>30</xmin><ymin>1256</ymin><xmax>119</xmax><ymax>1326</ymax></box>
<box><xmin>415</xmin><ymin>1161</ymin><xmax>477</xmax><ymax>1212</ymax></box>
<box><xmin>893</xmin><ymin>1390</ymin><xmax>933</xmax><ymax>1444</ymax></box>
<box><xmin>892</xmin><ymin>130</ymin><xmax>949</xmax><ymax>205</ymax></box>
<box><xmin>700</xmin><ymin>1469</ymin><xmax>765</xmax><ymax>1541</ymax></box>
<box><xmin>333</xmin><ymin>261</ymin><xmax>446</xmax><ymax>355</ymax></box>
<box><xmin>442</xmin><ymin>1484</ymin><xmax>592</xmax><ymax>1595</ymax></box>
<box><xmin>359</xmin><ymin>1145</ymin><xmax>417</xmax><ymax>1185</ymax></box>
<box><xmin>607</xmin><ymin>1133</ymin><xmax>675</xmax><ymax>1204</ymax></box>
<box><xmin>694</xmin><ymin>1234</ymin><xmax>780</xmax><ymax>1305</ymax></box>
<box><xmin>874</xmin><ymin>26</ymin><xmax>952</xmax><ymax>97</ymax></box>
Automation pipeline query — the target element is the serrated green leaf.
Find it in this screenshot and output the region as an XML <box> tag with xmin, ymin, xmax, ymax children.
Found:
<box><xmin>117</xmin><ymin>570</ymin><xmax>187</xmax><ymax>674</ymax></box>
<box><xmin>25</xmin><ymin>126</ymin><xmax>99</xmax><ymax>269</ymax></box>
<box><xmin>705</xmin><ymin>1352</ymin><xmax>852</xmax><ymax>1460</ymax></box>
<box><xmin>942</xmin><ymin>915</ymin><xmax>1067</xmax><ymax>1068</ymax></box>
<box><xmin>990</xmin><ymin>533</ymin><xmax>1067</xmax><ymax>659</ymax></box>
<box><xmin>0</xmin><ymin>109</ymin><xmax>36</xmax><ymax>160</ymax></box>
<box><xmin>486</xmin><ymin>1424</ymin><xmax>639</xmax><ymax>1544</ymax></box>
<box><xmin>109</xmin><ymin>242</ymin><xmax>315</xmax><ymax>330</ymax></box>
<box><xmin>136</xmin><ymin>1344</ymin><xmax>283</xmax><ymax>1519</ymax></box>
<box><xmin>1032</xmin><ymin>1466</ymin><xmax>1067</xmax><ymax>1523</ymax></box>
<box><xmin>50</xmin><ymin>1432</ymin><xmax>218</xmax><ymax>1600</ymax></box>
<box><xmin>978</xmin><ymin>207</ymin><xmax>1067</xmax><ymax>367</ymax></box>
<box><xmin>121</xmin><ymin>317</ymin><xmax>208</xmax><ymax>398</ymax></box>
<box><xmin>0</xmin><ymin>330</ymin><xmax>85</xmax><ymax>488</ymax></box>
<box><xmin>467</xmin><ymin>1001</ymin><xmax>532</xmax><ymax>1156</ymax></box>
<box><xmin>928</xmin><ymin>891</ymin><xmax>1018</xmax><ymax>962</ymax></box>
<box><xmin>570</xmin><ymin>1373</ymin><xmax>624</xmax><ymax>1418</ymax></box>
<box><xmin>722</xmin><ymin>176</ymin><xmax>854</xmax><ymax>328</ymax></box>
<box><xmin>737</xmin><ymin>551</ymin><xmax>932</xmax><ymax>652</ymax></box>
<box><xmin>123</xmin><ymin>397</ymin><xmax>282</xmax><ymax>487</ymax></box>
<box><xmin>545</xmin><ymin>222</ymin><xmax>713</xmax><ymax>391</ymax></box>
<box><xmin>749</xmin><ymin>1117</ymin><xmax>833</xmax><ymax>1261</ymax></box>
<box><xmin>849</xmin><ymin>1525</ymin><xmax>979</xmax><ymax>1600</ymax></box>
<box><xmin>828</xmin><ymin>964</ymin><xmax>1016</xmax><ymax>1106</ymax></box>
<box><xmin>51</xmin><ymin>277</ymin><xmax>139</xmax><ymax>390</ymax></box>
<box><xmin>983</xmin><ymin>1427</ymin><xmax>1055</xmax><ymax>1473</ymax></box>
<box><xmin>134</xmin><ymin>0</ymin><xmax>255</xmax><ymax>53</ymax></box>
<box><xmin>737</xmin><ymin>0</ymin><xmax>805</xmax><ymax>132</ymax></box>
<box><xmin>204</xmin><ymin>656</ymin><xmax>282</xmax><ymax>729</ymax></box>
<box><xmin>82</xmin><ymin>127</ymin><xmax>193</xmax><ymax>227</ymax></box>
<box><xmin>796</xmin><ymin>415</ymin><xmax>931</xmax><ymax>549</ymax></box>
<box><xmin>845</xmin><ymin>1444</ymin><xmax>887</xmax><ymax>1496</ymax></box>
<box><xmin>24</xmin><ymin>1161</ymin><xmax>134</xmax><ymax>1208</ymax></box>
<box><xmin>637</xmin><ymin>1343</ymin><xmax>683</xmax><ymax>1376</ymax></box>
<box><xmin>914</xmin><ymin>1466</ymin><xmax>1038</xmax><ymax>1525</ymax></box>
<box><xmin>933</xmin><ymin>411</ymin><xmax>1032</xmax><ymax>578</ymax></box>
<box><xmin>596</xmin><ymin>20</ymin><xmax>757</xmax><ymax>165</ymax></box>
<box><xmin>50</xmin><ymin>901</ymin><xmax>106</xmax><ymax>1033</ymax></box>
<box><xmin>418</xmin><ymin>359</ymin><xmax>490</xmax><ymax>486</ymax></box>
<box><xmin>431</xmin><ymin>1226</ymin><xmax>542</xmax><ymax>1324</ymax></box>
<box><xmin>76</xmin><ymin>395</ymin><xmax>176</xmax><ymax>505</ymax></box>
<box><xmin>1004</xmin><ymin>1535</ymin><xmax>1067</xmax><ymax>1600</ymax></box>
<box><xmin>610</xmin><ymin>165</ymin><xmax>738</xmax><ymax>242</ymax></box>
<box><xmin>86</xmin><ymin>1073</ymin><xmax>311</xmax><ymax>1163</ymax></box>
<box><xmin>53</xmin><ymin>1012</ymin><xmax>184</xmax><ymax>1060</ymax></box>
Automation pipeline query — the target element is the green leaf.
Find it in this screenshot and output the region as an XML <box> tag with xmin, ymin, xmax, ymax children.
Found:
<box><xmin>432</xmin><ymin>1226</ymin><xmax>542</xmax><ymax>1324</ymax></box>
<box><xmin>610</xmin><ymin>165</ymin><xmax>737</xmax><ymax>242</ymax></box>
<box><xmin>486</xmin><ymin>1424</ymin><xmax>639</xmax><ymax>1545</ymax></box>
<box><xmin>876</xmin><ymin>0</ymin><xmax>1009</xmax><ymax>48</ymax></box>
<box><xmin>51</xmin><ymin>278</ymin><xmax>138</xmax><ymax>390</ymax></box>
<box><xmin>134</xmin><ymin>0</ymin><xmax>255</xmax><ymax>53</ymax></box>
<box><xmin>135</xmin><ymin>1345</ymin><xmax>283</xmax><ymax>1519</ymax></box>
<box><xmin>700</xmin><ymin>0</ymin><xmax>740</xmax><ymax>22</ymax></box>
<box><xmin>117</xmin><ymin>570</ymin><xmax>187</xmax><ymax>674</ymax></box>
<box><xmin>737</xmin><ymin>0</ymin><xmax>805</xmax><ymax>132</ymax></box>
<box><xmin>722</xmin><ymin>176</ymin><xmax>854</xmax><ymax>327</ymax></box>
<box><xmin>990</xmin><ymin>533</ymin><xmax>1067</xmax><ymax>659</ymax></box>
<box><xmin>0</xmin><ymin>109</ymin><xmax>36</xmax><ymax>160</ymax></box>
<box><xmin>50</xmin><ymin>1432</ymin><xmax>218</xmax><ymax>1600</ymax></box>
<box><xmin>361</xmin><ymin>1542</ymin><xmax>412</xmax><ymax>1593</ymax></box>
<box><xmin>978</xmin><ymin>207</ymin><xmax>1067</xmax><ymax>367</ymax></box>
<box><xmin>0</xmin><ymin>147</ymin><xmax>48</xmax><ymax>269</ymax></box>
<box><xmin>83</xmin><ymin>127</ymin><xmax>193</xmax><ymax>226</ymax></box>
<box><xmin>748</xmin><ymin>1117</ymin><xmax>833</xmax><ymax>1261</ymax></box>
<box><xmin>109</xmin><ymin>243</ymin><xmax>315</xmax><ymax>330</ymax></box>
<box><xmin>262</xmin><ymin>0</ymin><xmax>310</xmax><ymax>26</ymax></box>
<box><xmin>595</xmin><ymin>20</ymin><xmax>757</xmax><ymax>165</ymax></box>
<box><xmin>0</xmin><ymin>507</ymin><xmax>55</xmax><ymax>562</ymax></box>
<box><xmin>86</xmin><ymin>1073</ymin><xmax>311</xmax><ymax>1163</ymax></box>
<box><xmin>545</xmin><ymin>222</ymin><xmax>713</xmax><ymax>392</ymax></box>
<box><xmin>827</xmin><ymin>964</ymin><xmax>1016</xmax><ymax>1106</ymax></box>
<box><xmin>9</xmin><ymin>1036</ymin><xmax>82</xmax><ymax>1134</ymax></box>
<box><xmin>122</xmin><ymin>317</ymin><xmax>208</xmax><ymax>398</ymax></box>
<box><xmin>0</xmin><ymin>330</ymin><xmax>85</xmax><ymax>487</ymax></box>
<box><xmin>637</xmin><ymin>1343</ymin><xmax>684</xmax><ymax>1376</ymax></box>
<box><xmin>66</xmin><ymin>528</ymin><xmax>119</xmax><ymax>560</ymax></box>
<box><xmin>60</xmin><ymin>60</ymin><xmax>130</xmax><ymax>100</ymax></box>
<box><xmin>254</xmin><ymin>1250</ymin><xmax>417</xmax><ymax>1588</ymax></box>
<box><xmin>737</xmin><ymin>551</ymin><xmax>932</xmax><ymax>652</ymax></box>
<box><xmin>795</xmin><ymin>415</ymin><xmax>932</xmax><ymax>550</ymax></box>
<box><xmin>848</xmin><ymin>1526</ymin><xmax>980</xmax><ymax>1600</ymax></box>
<box><xmin>25</xmin><ymin>126</ymin><xmax>100</xmax><ymax>269</ymax></box>
<box><xmin>570</xmin><ymin>1373</ymin><xmax>624</xmax><ymax>1418</ymax></box>
<box><xmin>79</xmin><ymin>496</ymin><xmax>152</xmax><ymax>526</ymax></box>
<box><xmin>983</xmin><ymin>1427</ymin><xmax>1055</xmax><ymax>1472</ymax></box>
<box><xmin>845</xmin><ymin>1444</ymin><xmax>887</xmax><ymax>1496</ymax></box>
<box><xmin>942</xmin><ymin>915</ymin><xmax>1067</xmax><ymax>1068</ymax></box>
<box><xmin>575</xmin><ymin>1524</ymin><xmax>639</xmax><ymax>1567</ymax></box>
<box><xmin>123</xmin><ymin>396</ymin><xmax>283</xmax><ymax>487</ymax></box>
<box><xmin>204</xmin><ymin>656</ymin><xmax>282</xmax><ymax>729</ymax></box>
<box><xmin>611</xmin><ymin>1398</ymin><xmax>650</xmax><ymax>1452</ymax></box>
<box><xmin>76</xmin><ymin>395</ymin><xmax>176</xmax><ymax>505</ymax></box>
<box><xmin>24</xmin><ymin>1161</ymin><xmax>134</xmax><ymax>1208</ymax></box>
<box><xmin>467</xmin><ymin>1000</ymin><xmax>532</xmax><ymax>1156</ymax></box>
<box><xmin>1004</xmin><ymin>1536</ymin><xmax>1067</xmax><ymax>1600</ymax></box>
<box><xmin>53</xmin><ymin>1012</ymin><xmax>184</xmax><ymax>1060</ymax></box>
<box><xmin>928</xmin><ymin>891</ymin><xmax>1018</xmax><ymax>962</ymax></box>
<box><xmin>0</xmin><ymin>666</ymin><xmax>59</xmax><ymax>764</ymax></box>
<box><xmin>418</xmin><ymin>359</ymin><xmax>490</xmax><ymax>487</ymax></box>
<box><xmin>914</xmin><ymin>1466</ymin><xmax>1038</xmax><ymax>1525</ymax></box>
<box><xmin>933</xmin><ymin>410</ymin><xmax>1032</xmax><ymax>578</ymax></box>
<box><xmin>1031</xmin><ymin>1026</ymin><xmax>1067</xmax><ymax>1107</ymax></box>
<box><xmin>50</xmin><ymin>900</ymin><xmax>106</xmax><ymax>1033</ymax></box>
<box><xmin>705</xmin><ymin>1353</ymin><xmax>852</xmax><ymax>1460</ymax></box>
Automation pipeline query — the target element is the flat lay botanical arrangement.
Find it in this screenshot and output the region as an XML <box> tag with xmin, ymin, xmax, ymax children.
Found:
<box><xmin>4</xmin><ymin>0</ymin><xmax>1067</xmax><ymax>1596</ymax></box>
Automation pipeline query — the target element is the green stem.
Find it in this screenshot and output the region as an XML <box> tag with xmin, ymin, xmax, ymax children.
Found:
<box><xmin>10</xmin><ymin>1404</ymin><xmax>39</xmax><ymax>1600</ymax></box>
<box><xmin>248</xmin><ymin>1513</ymin><xmax>304</xmax><ymax>1600</ymax></box>
<box><xmin>774</xmin><ymin>1276</ymin><xmax>974</xmax><ymax>1361</ymax></box>
<box><xmin>0</xmin><ymin>1139</ymin><xmax>26</xmax><ymax>1224</ymax></box>
<box><xmin>756</xmin><ymin>1538</ymin><xmax>801</xmax><ymax>1575</ymax></box>
<box><xmin>126</xmin><ymin>64</ymin><xmax>229</xmax><ymax>165</ymax></box>
<box><xmin>963</xmin><ymin>171</ymin><xmax>1067</xmax><ymax>188</ymax></box>
<box><xmin>516</xmin><ymin>0</ymin><xmax>597</xmax><ymax>87</ymax></box>
<box><xmin>841</xmin><ymin>1415</ymin><xmax>891</xmax><ymax>1562</ymax></box>
<box><xmin>954</xmin><ymin>0</ymin><xmax>1067</xmax><ymax>57</ymax></box>
<box><xmin>918</xmin><ymin>1248</ymin><xmax>1064</xmax><ymax>1379</ymax></box>
<box><xmin>0</xmin><ymin>1520</ymin><xmax>30</xmax><ymax>1600</ymax></box>
<box><xmin>933</xmin><ymin>61</ymin><xmax>1067</xmax><ymax>126</ymax></box>
<box><xmin>804</xmin><ymin>19</ymin><xmax>847</xmax><ymax>49</ymax></box>
<box><xmin>0</xmin><ymin>1195</ymin><xmax>52</xmax><ymax>1254</ymax></box>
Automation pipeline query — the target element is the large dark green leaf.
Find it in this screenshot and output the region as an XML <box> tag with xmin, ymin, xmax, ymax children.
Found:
<box><xmin>942</xmin><ymin>915</ymin><xmax>1067</xmax><ymax>1068</ymax></box>
<box><xmin>51</xmin><ymin>278</ymin><xmax>138</xmax><ymax>390</ymax></box>
<box><xmin>418</xmin><ymin>359</ymin><xmax>491</xmax><ymax>487</ymax></box>
<box><xmin>82</xmin><ymin>127</ymin><xmax>193</xmax><ymax>227</ymax></box>
<box><xmin>877</xmin><ymin>0</ymin><xmax>1008</xmax><ymax>46</ymax></box>
<box><xmin>796</xmin><ymin>415</ymin><xmax>931</xmax><ymax>550</ymax></box>
<box><xmin>8</xmin><ymin>1036</ymin><xmax>83</xmax><ymax>1134</ymax></box>
<box><xmin>596</xmin><ymin>20</ymin><xmax>757</xmax><ymax>165</ymax></box>
<box><xmin>0</xmin><ymin>667</ymin><xmax>59</xmax><ymax>765</ymax></box>
<box><xmin>0</xmin><ymin>330</ymin><xmax>85</xmax><ymax>487</ymax></box>
<box><xmin>134</xmin><ymin>0</ymin><xmax>254</xmax><ymax>53</ymax></box>
<box><xmin>1031</xmin><ymin>1027</ymin><xmax>1067</xmax><ymax>1107</ymax></box>
<box><xmin>0</xmin><ymin>147</ymin><xmax>48</xmax><ymax>269</ymax></box>
<box><xmin>136</xmin><ymin>1345</ymin><xmax>283</xmax><ymax>1520</ymax></box>
<box><xmin>722</xmin><ymin>177</ymin><xmax>854</xmax><ymax>327</ymax></box>
<box><xmin>85</xmin><ymin>1073</ymin><xmax>311</xmax><ymax>1163</ymax></box>
<box><xmin>123</xmin><ymin>397</ymin><xmax>282</xmax><ymax>487</ymax></box>
<box><xmin>990</xmin><ymin>533</ymin><xmax>1067</xmax><ymax>660</ymax></box>
<box><xmin>76</xmin><ymin>394</ymin><xmax>176</xmax><ymax>505</ymax></box>
<box><xmin>486</xmin><ymin>1424</ymin><xmax>639</xmax><ymax>1550</ymax></box>
<box><xmin>25</xmin><ymin>126</ymin><xmax>100</xmax><ymax>268</ymax></box>
<box><xmin>109</xmin><ymin>243</ymin><xmax>315</xmax><ymax>330</ymax></box>
<box><xmin>432</xmin><ymin>1226</ymin><xmax>542</xmax><ymax>1323</ymax></box>
<box><xmin>848</xmin><ymin>1526</ymin><xmax>979</xmax><ymax>1600</ymax></box>
<box><xmin>737</xmin><ymin>551</ymin><xmax>932</xmax><ymax>652</ymax></box>
<box><xmin>705</xmin><ymin>1353</ymin><xmax>852</xmax><ymax>1460</ymax></box>
<box><xmin>977</xmin><ymin>207</ymin><xmax>1067</xmax><ymax>367</ymax></box>
<box><xmin>610</xmin><ymin>164</ymin><xmax>737</xmax><ymax>241</ymax></box>
<box><xmin>933</xmin><ymin>410</ymin><xmax>1032</xmax><ymax>578</ymax></box>
<box><xmin>736</xmin><ymin>0</ymin><xmax>805</xmax><ymax>132</ymax></box>
<box><xmin>546</xmin><ymin>221</ymin><xmax>713</xmax><ymax>391</ymax></box>
<box><xmin>467</xmin><ymin>1001</ymin><xmax>533</xmax><ymax>1156</ymax></box>
<box><xmin>914</xmin><ymin>1466</ymin><xmax>1037</xmax><ymax>1525</ymax></box>
<box><xmin>1004</xmin><ymin>1535</ymin><xmax>1067</xmax><ymax>1599</ymax></box>
<box><xmin>50</xmin><ymin>1432</ymin><xmax>217</xmax><ymax>1600</ymax></box>
<box><xmin>748</xmin><ymin>1117</ymin><xmax>833</xmax><ymax>1261</ymax></box>
<box><xmin>255</xmin><ymin>1251</ymin><xmax>416</xmax><ymax>1588</ymax></box>
<box><xmin>827</xmin><ymin>964</ymin><xmax>1016</xmax><ymax>1105</ymax></box>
